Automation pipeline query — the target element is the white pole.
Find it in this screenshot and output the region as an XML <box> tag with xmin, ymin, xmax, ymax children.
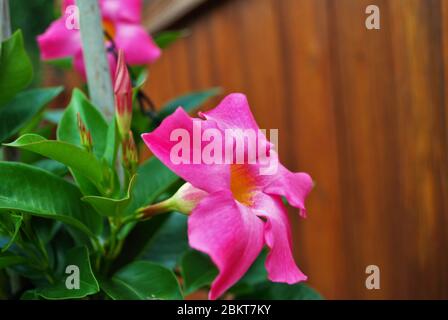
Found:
<box><xmin>0</xmin><ymin>0</ymin><xmax>11</xmax><ymax>41</ymax></box>
<box><xmin>77</xmin><ymin>0</ymin><xmax>114</xmax><ymax>121</ymax></box>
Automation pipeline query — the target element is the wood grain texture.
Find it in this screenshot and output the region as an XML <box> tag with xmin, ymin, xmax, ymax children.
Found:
<box><xmin>143</xmin><ymin>0</ymin><xmax>448</xmax><ymax>299</ymax></box>
<box><xmin>143</xmin><ymin>0</ymin><xmax>206</xmax><ymax>32</ymax></box>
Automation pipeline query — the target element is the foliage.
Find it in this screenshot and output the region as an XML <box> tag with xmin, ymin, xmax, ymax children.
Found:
<box><xmin>0</xmin><ymin>25</ymin><xmax>321</xmax><ymax>300</ymax></box>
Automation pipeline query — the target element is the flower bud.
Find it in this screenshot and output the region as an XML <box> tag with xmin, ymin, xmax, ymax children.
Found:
<box><xmin>114</xmin><ymin>49</ymin><xmax>133</xmax><ymax>139</ymax></box>
<box><xmin>122</xmin><ymin>131</ymin><xmax>138</xmax><ymax>174</ymax></box>
<box><xmin>77</xmin><ymin>112</ymin><xmax>93</xmax><ymax>152</ymax></box>
<box><xmin>138</xmin><ymin>183</ymin><xmax>208</xmax><ymax>218</ymax></box>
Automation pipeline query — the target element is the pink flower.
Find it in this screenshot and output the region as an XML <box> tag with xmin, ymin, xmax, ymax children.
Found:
<box><xmin>37</xmin><ymin>0</ymin><xmax>161</xmax><ymax>77</ymax></box>
<box><xmin>142</xmin><ymin>94</ymin><xmax>313</xmax><ymax>300</ymax></box>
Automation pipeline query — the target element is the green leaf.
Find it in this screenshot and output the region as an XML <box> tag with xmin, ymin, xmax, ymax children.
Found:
<box><xmin>0</xmin><ymin>87</ymin><xmax>63</xmax><ymax>143</ymax></box>
<box><xmin>21</xmin><ymin>290</ymin><xmax>41</xmax><ymax>300</ymax></box>
<box><xmin>138</xmin><ymin>213</ymin><xmax>189</xmax><ymax>269</ymax></box>
<box><xmin>0</xmin><ymin>252</ymin><xmax>26</xmax><ymax>269</ymax></box>
<box><xmin>44</xmin><ymin>109</ymin><xmax>64</xmax><ymax>125</ymax></box>
<box><xmin>0</xmin><ymin>162</ymin><xmax>102</xmax><ymax>236</ymax></box>
<box><xmin>126</xmin><ymin>157</ymin><xmax>180</xmax><ymax>214</ymax></box>
<box><xmin>181</xmin><ymin>250</ymin><xmax>218</xmax><ymax>295</ymax></box>
<box><xmin>236</xmin><ymin>282</ymin><xmax>323</xmax><ymax>300</ymax></box>
<box><xmin>154</xmin><ymin>30</ymin><xmax>186</xmax><ymax>49</ymax></box>
<box><xmin>82</xmin><ymin>175</ymin><xmax>136</xmax><ymax>218</ymax></box>
<box><xmin>46</xmin><ymin>57</ymin><xmax>73</xmax><ymax>70</ymax></box>
<box><xmin>35</xmin><ymin>246</ymin><xmax>99</xmax><ymax>299</ymax></box>
<box><xmin>180</xmin><ymin>249</ymin><xmax>270</xmax><ymax>296</ymax></box>
<box><xmin>57</xmin><ymin>89</ymin><xmax>108</xmax><ymax>158</ymax></box>
<box><xmin>5</xmin><ymin>134</ymin><xmax>112</xmax><ymax>195</ymax></box>
<box><xmin>33</xmin><ymin>159</ymin><xmax>68</xmax><ymax>177</ymax></box>
<box><xmin>57</xmin><ymin>89</ymin><xmax>111</xmax><ymax>196</ymax></box>
<box><xmin>102</xmin><ymin>117</ymin><xmax>119</xmax><ymax>168</ymax></box>
<box><xmin>0</xmin><ymin>30</ymin><xmax>33</xmax><ymax>106</ymax></box>
<box><xmin>0</xmin><ymin>213</ymin><xmax>23</xmax><ymax>252</ymax></box>
<box><xmin>101</xmin><ymin>261</ymin><xmax>182</xmax><ymax>300</ymax></box>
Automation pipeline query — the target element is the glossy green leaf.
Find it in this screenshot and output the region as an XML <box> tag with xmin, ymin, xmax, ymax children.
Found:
<box><xmin>181</xmin><ymin>250</ymin><xmax>217</xmax><ymax>295</ymax></box>
<box><xmin>35</xmin><ymin>247</ymin><xmax>99</xmax><ymax>299</ymax></box>
<box><xmin>44</xmin><ymin>109</ymin><xmax>64</xmax><ymax>125</ymax></box>
<box><xmin>57</xmin><ymin>89</ymin><xmax>108</xmax><ymax>158</ymax></box>
<box><xmin>0</xmin><ymin>252</ymin><xmax>26</xmax><ymax>269</ymax></box>
<box><xmin>33</xmin><ymin>159</ymin><xmax>68</xmax><ymax>177</ymax></box>
<box><xmin>111</xmin><ymin>159</ymin><xmax>181</xmax><ymax>268</ymax></box>
<box><xmin>154</xmin><ymin>30</ymin><xmax>186</xmax><ymax>49</ymax></box>
<box><xmin>46</xmin><ymin>57</ymin><xmax>73</xmax><ymax>70</ymax></box>
<box><xmin>20</xmin><ymin>290</ymin><xmax>40</xmax><ymax>300</ymax></box>
<box><xmin>102</xmin><ymin>117</ymin><xmax>119</xmax><ymax>168</ymax></box>
<box><xmin>0</xmin><ymin>87</ymin><xmax>63</xmax><ymax>143</ymax></box>
<box><xmin>180</xmin><ymin>249</ymin><xmax>270</xmax><ymax>296</ymax></box>
<box><xmin>138</xmin><ymin>213</ymin><xmax>188</xmax><ymax>269</ymax></box>
<box><xmin>0</xmin><ymin>213</ymin><xmax>22</xmax><ymax>252</ymax></box>
<box><xmin>0</xmin><ymin>31</ymin><xmax>33</xmax><ymax>106</ymax></box>
<box><xmin>82</xmin><ymin>175</ymin><xmax>136</xmax><ymax>218</ymax></box>
<box><xmin>126</xmin><ymin>157</ymin><xmax>180</xmax><ymax>214</ymax></box>
<box><xmin>101</xmin><ymin>261</ymin><xmax>182</xmax><ymax>300</ymax></box>
<box><xmin>57</xmin><ymin>89</ymin><xmax>111</xmax><ymax>196</ymax></box>
<box><xmin>0</xmin><ymin>162</ymin><xmax>102</xmax><ymax>236</ymax></box>
<box><xmin>5</xmin><ymin>134</ymin><xmax>112</xmax><ymax>194</ymax></box>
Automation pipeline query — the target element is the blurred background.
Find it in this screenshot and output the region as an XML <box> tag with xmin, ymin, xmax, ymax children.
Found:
<box><xmin>10</xmin><ymin>0</ymin><xmax>448</xmax><ymax>299</ymax></box>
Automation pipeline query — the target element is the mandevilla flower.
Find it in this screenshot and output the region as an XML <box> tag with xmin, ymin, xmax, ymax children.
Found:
<box><xmin>141</xmin><ymin>94</ymin><xmax>313</xmax><ymax>300</ymax></box>
<box><xmin>37</xmin><ymin>0</ymin><xmax>161</xmax><ymax>77</ymax></box>
<box><xmin>114</xmin><ymin>49</ymin><xmax>133</xmax><ymax>139</ymax></box>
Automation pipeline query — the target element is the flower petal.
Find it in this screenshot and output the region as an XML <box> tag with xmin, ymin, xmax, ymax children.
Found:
<box><xmin>263</xmin><ymin>165</ymin><xmax>313</xmax><ymax>217</ymax></box>
<box><xmin>62</xmin><ymin>0</ymin><xmax>75</xmax><ymax>10</ymax></box>
<box><xmin>114</xmin><ymin>23</ymin><xmax>161</xmax><ymax>65</ymax></box>
<box><xmin>188</xmin><ymin>190</ymin><xmax>264</xmax><ymax>300</ymax></box>
<box><xmin>142</xmin><ymin>108</ymin><xmax>230</xmax><ymax>193</ymax></box>
<box><xmin>101</xmin><ymin>0</ymin><xmax>142</xmax><ymax>24</ymax></box>
<box><xmin>253</xmin><ymin>193</ymin><xmax>307</xmax><ymax>283</ymax></box>
<box><xmin>199</xmin><ymin>93</ymin><xmax>260</xmax><ymax>132</ymax></box>
<box><xmin>37</xmin><ymin>18</ymin><xmax>81</xmax><ymax>60</ymax></box>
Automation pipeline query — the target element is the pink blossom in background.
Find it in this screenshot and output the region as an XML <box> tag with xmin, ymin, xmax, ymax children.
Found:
<box><xmin>37</xmin><ymin>0</ymin><xmax>161</xmax><ymax>78</ymax></box>
<box><xmin>142</xmin><ymin>94</ymin><xmax>313</xmax><ymax>300</ymax></box>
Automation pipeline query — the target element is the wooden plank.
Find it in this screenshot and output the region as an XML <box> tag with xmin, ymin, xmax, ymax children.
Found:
<box><xmin>52</xmin><ymin>0</ymin><xmax>448</xmax><ymax>299</ymax></box>
<box><xmin>143</xmin><ymin>0</ymin><xmax>448</xmax><ymax>299</ymax></box>
<box><xmin>143</xmin><ymin>0</ymin><xmax>207</xmax><ymax>33</ymax></box>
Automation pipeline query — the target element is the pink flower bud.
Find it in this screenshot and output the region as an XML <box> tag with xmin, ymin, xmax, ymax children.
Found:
<box><xmin>138</xmin><ymin>183</ymin><xmax>208</xmax><ymax>218</ymax></box>
<box><xmin>114</xmin><ymin>49</ymin><xmax>133</xmax><ymax>139</ymax></box>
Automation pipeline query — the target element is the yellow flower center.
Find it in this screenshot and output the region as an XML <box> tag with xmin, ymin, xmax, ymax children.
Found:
<box><xmin>103</xmin><ymin>19</ymin><xmax>116</xmax><ymax>41</ymax></box>
<box><xmin>230</xmin><ymin>165</ymin><xmax>257</xmax><ymax>207</ymax></box>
